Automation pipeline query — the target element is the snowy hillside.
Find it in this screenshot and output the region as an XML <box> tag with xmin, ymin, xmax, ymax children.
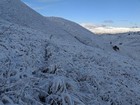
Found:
<box><xmin>100</xmin><ymin>32</ymin><xmax>140</xmax><ymax>61</ymax></box>
<box><xmin>0</xmin><ymin>0</ymin><xmax>140</xmax><ymax>105</ymax></box>
<box><xmin>0</xmin><ymin>0</ymin><xmax>104</xmax><ymax>48</ymax></box>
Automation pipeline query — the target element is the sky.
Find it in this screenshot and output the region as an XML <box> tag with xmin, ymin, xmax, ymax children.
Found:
<box><xmin>21</xmin><ymin>0</ymin><xmax>140</xmax><ymax>27</ymax></box>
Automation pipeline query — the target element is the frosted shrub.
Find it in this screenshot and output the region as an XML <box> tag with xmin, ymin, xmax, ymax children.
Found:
<box><xmin>44</xmin><ymin>76</ymin><xmax>84</xmax><ymax>105</ymax></box>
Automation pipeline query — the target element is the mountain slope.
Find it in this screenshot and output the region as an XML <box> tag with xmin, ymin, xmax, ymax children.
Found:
<box><xmin>0</xmin><ymin>0</ymin><xmax>104</xmax><ymax>48</ymax></box>
<box><xmin>0</xmin><ymin>0</ymin><xmax>140</xmax><ymax>105</ymax></box>
<box><xmin>100</xmin><ymin>32</ymin><xmax>140</xmax><ymax>61</ymax></box>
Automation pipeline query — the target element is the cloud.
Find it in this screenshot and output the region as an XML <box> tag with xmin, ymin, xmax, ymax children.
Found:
<box><xmin>120</xmin><ymin>20</ymin><xmax>128</xmax><ymax>22</ymax></box>
<box><xmin>81</xmin><ymin>23</ymin><xmax>107</xmax><ymax>28</ymax></box>
<box><xmin>81</xmin><ymin>23</ymin><xmax>140</xmax><ymax>34</ymax></box>
<box><xmin>22</xmin><ymin>1</ymin><xmax>47</xmax><ymax>11</ymax></box>
<box><xmin>103</xmin><ymin>20</ymin><xmax>114</xmax><ymax>24</ymax></box>
<box><xmin>36</xmin><ymin>0</ymin><xmax>63</xmax><ymax>3</ymax></box>
<box><xmin>22</xmin><ymin>0</ymin><xmax>64</xmax><ymax>12</ymax></box>
<box><xmin>31</xmin><ymin>0</ymin><xmax>63</xmax><ymax>10</ymax></box>
<box><xmin>32</xmin><ymin>6</ymin><xmax>46</xmax><ymax>10</ymax></box>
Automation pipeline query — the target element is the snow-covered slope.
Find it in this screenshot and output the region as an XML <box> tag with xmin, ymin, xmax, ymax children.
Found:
<box><xmin>100</xmin><ymin>32</ymin><xmax>140</xmax><ymax>61</ymax></box>
<box><xmin>0</xmin><ymin>0</ymin><xmax>140</xmax><ymax>105</ymax></box>
<box><xmin>0</xmin><ymin>0</ymin><xmax>104</xmax><ymax>48</ymax></box>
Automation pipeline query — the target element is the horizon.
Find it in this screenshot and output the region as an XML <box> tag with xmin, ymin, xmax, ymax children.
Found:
<box><xmin>21</xmin><ymin>0</ymin><xmax>140</xmax><ymax>28</ymax></box>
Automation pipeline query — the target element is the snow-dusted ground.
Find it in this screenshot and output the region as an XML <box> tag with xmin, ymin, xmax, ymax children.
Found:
<box><xmin>0</xmin><ymin>0</ymin><xmax>140</xmax><ymax>105</ymax></box>
<box><xmin>100</xmin><ymin>32</ymin><xmax>140</xmax><ymax>61</ymax></box>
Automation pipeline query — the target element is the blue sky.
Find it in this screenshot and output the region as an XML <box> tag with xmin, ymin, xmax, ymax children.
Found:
<box><xmin>22</xmin><ymin>0</ymin><xmax>140</xmax><ymax>27</ymax></box>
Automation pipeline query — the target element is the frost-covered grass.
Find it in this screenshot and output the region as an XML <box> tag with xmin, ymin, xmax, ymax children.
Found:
<box><xmin>0</xmin><ymin>20</ymin><xmax>140</xmax><ymax>105</ymax></box>
<box><xmin>0</xmin><ymin>0</ymin><xmax>140</xmax><ymax>105</ymax></box>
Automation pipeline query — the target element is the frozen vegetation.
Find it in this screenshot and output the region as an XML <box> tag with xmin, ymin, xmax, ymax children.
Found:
<box><xmin>0</xmin><ymin>0</ymin><xmax>140</xmax><ymax>105</ymax></box>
